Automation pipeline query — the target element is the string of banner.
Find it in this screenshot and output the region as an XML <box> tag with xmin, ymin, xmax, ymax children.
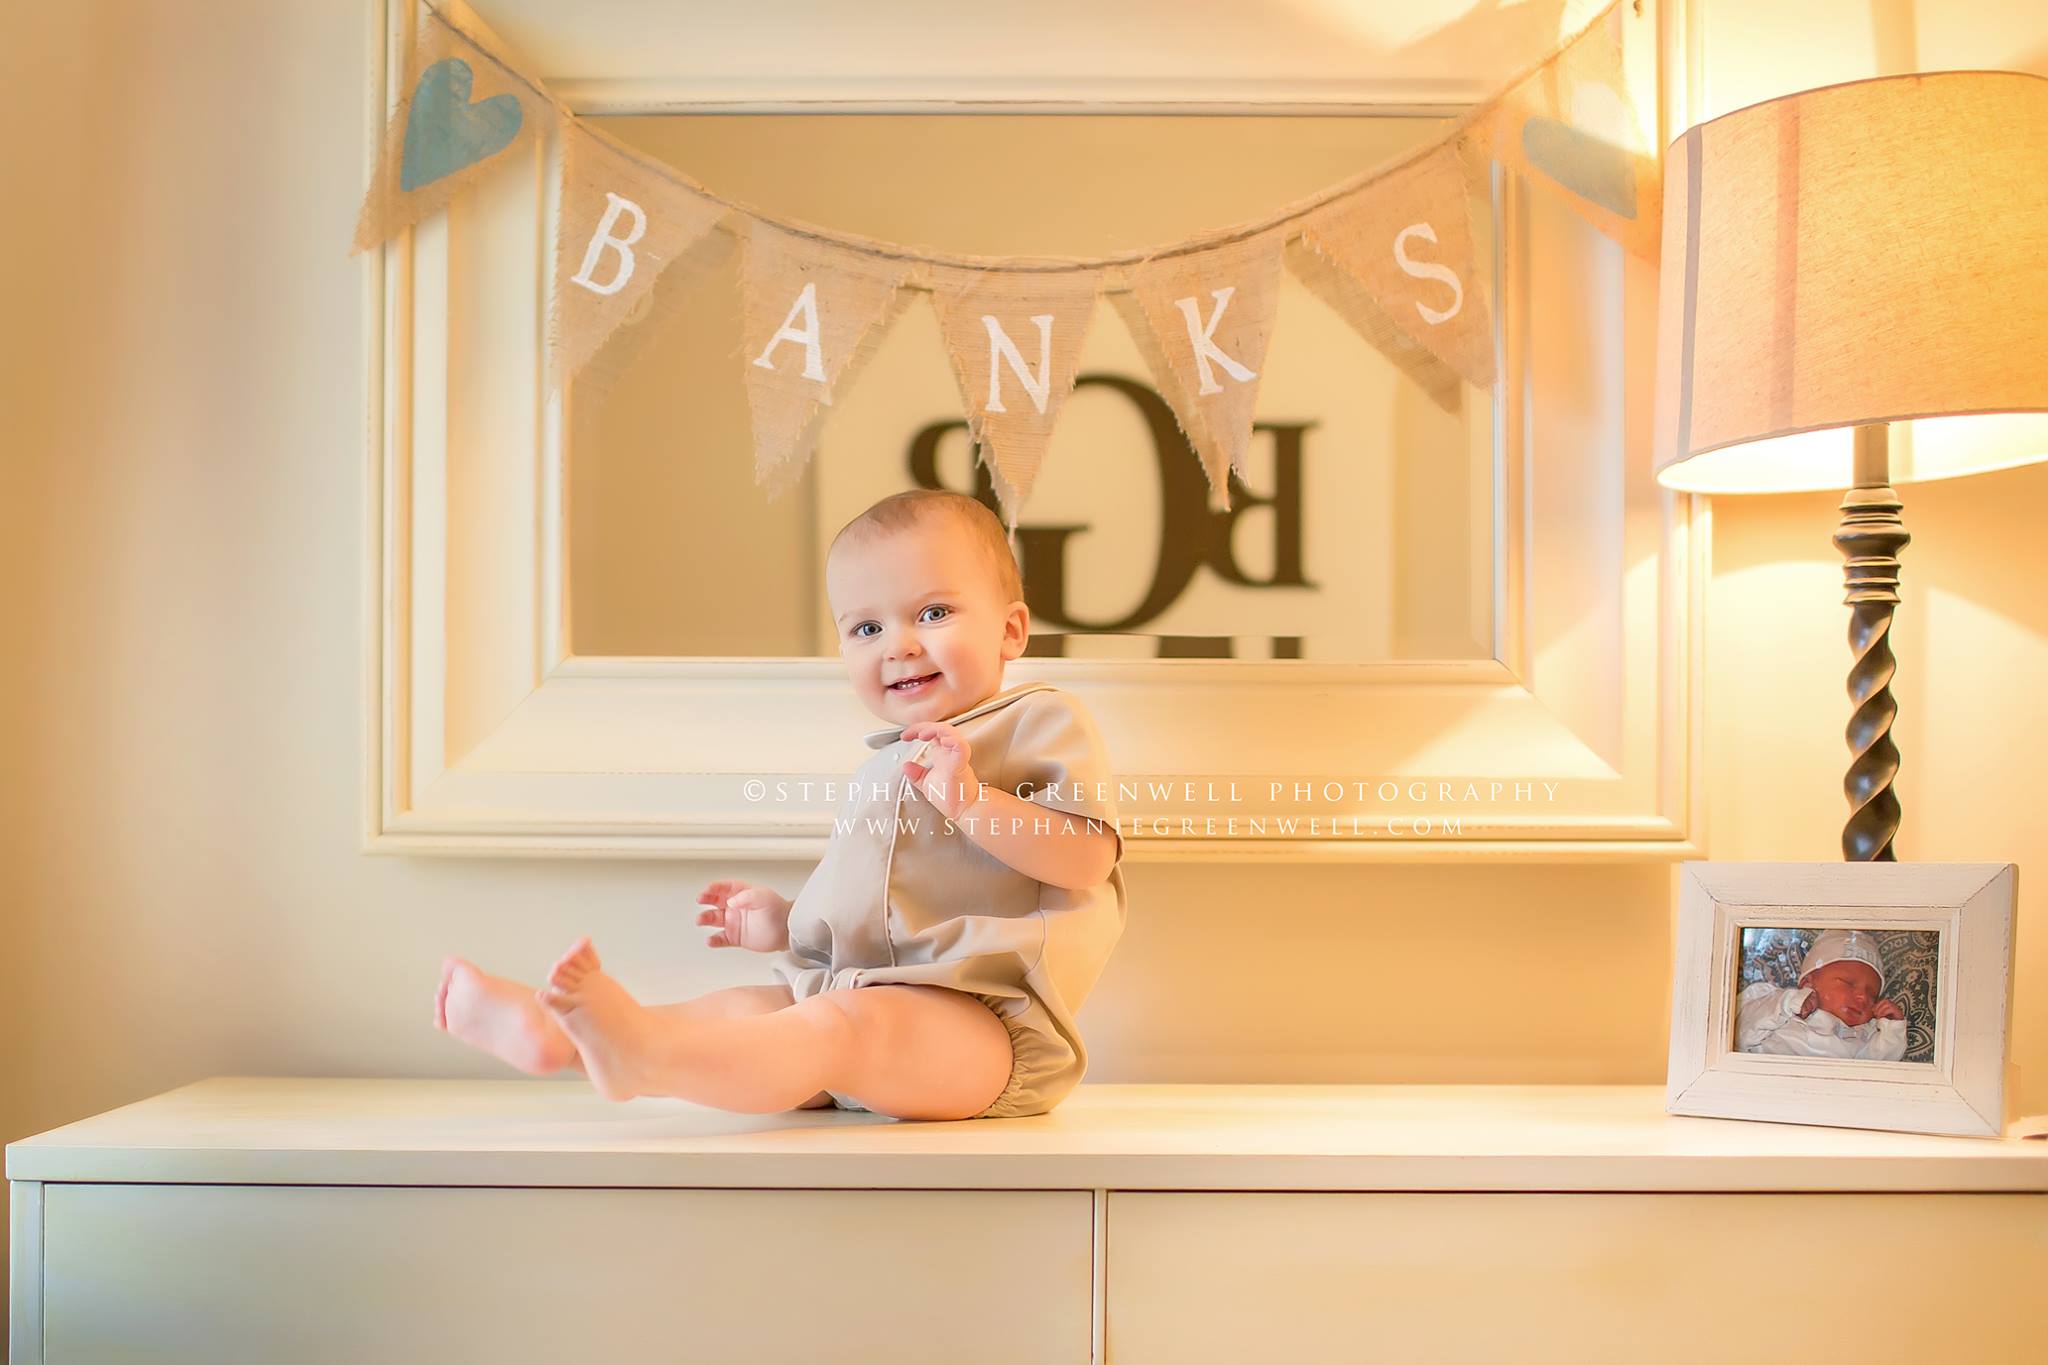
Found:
<box><xmin>353</xmin><ymin>0</ymin><xmax>1661</xmax><ymax>531</ymax></box>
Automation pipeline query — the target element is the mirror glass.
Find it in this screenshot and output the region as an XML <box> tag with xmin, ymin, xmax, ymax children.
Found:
<box><xmin>569</xmin><ymin>113</ymin><xmax>1497</xmax><ymax>661</ymax></box>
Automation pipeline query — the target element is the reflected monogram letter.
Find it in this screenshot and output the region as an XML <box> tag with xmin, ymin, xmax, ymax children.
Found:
<box><xmin>906</xmin><ymin>375</ymin><xmax>1313</xmax><ymax>638</ymax></box>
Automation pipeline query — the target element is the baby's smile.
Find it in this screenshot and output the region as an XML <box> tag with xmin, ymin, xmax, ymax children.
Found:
<box><xmin>888</xmin><ymin>670</ymin><xmax>942</xmax><ymax>696</ymax></box>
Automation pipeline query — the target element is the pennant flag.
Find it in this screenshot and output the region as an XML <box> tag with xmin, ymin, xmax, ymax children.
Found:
<box><xmin>548</xmin><ymin>125</ymin><xmax>729</xmax><ymax>392</ymax></box>
<box><xmin>928</xmin><ymin>265</ymin><xmax>1103</xmax><ymax>529</ymax></box>
<box><xmin>1293</xmin><ymin>138</ymin><xmax>1496</xmax><ymax>409</ymax></box>
<box><xmin>1113</xmin><ymin>231</ymin><xmax>1286</xmax><ymax>511</ymax></box>
<box><xmin>345</xmin><ymin>0</ymin><xmax>1662</xmax><ymax>507</ymax></box>
<box><xmin>352</xmin><ymin>6</ymin><xmax>556</xmax><ymax>255</ymax></box>
<box><xmin>1286</xmin><ymin>237</ymin><xmax>1462</xmax><ymax>411</ymax></box>
<box><xmin>1484</xmin><ymin>1</ymin><xmax>1661</xmax><ymax>258</ymax></box>
<box><xmin>740</xmin><ymin>223</ymin><xmax>917</xmax><ymax>500</ymax></box>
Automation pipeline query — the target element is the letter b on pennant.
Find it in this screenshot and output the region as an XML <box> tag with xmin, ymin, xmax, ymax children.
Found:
<box><xmin>571</xmin><ymin>192</ymin><xmax>648</xmax><ymax>296</ymax></box>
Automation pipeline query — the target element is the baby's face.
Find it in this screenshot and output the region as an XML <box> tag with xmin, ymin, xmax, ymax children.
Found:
<box><xmin>1802</xmin><ymin>960</ymin><xmax>1883</xmax><ymax>1027</ymax></box>
<box><xmin>827</xmin><ymin>518</ymin><xmax>1026</xmax><ymax>726</ymax></box>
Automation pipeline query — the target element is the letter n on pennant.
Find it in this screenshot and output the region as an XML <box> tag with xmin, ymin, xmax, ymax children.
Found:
<box><xmin>927</xmin><ymin>266</ymin><xmax>1102</xmax><ymax>529</ymax></box>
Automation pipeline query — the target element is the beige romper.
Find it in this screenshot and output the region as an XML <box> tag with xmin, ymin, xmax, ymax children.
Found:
<box><xmin>770</xmin><ymin>681</ymin><xmax>1127</xmax><ymax>1119</ymax></box>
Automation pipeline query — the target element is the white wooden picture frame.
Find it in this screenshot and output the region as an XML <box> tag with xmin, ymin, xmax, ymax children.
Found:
<box><xmin>362</xmin><ymin>0</ymin><xmax>1703</xmax><ymax>859</ymax></box>
<box><xmin>1666</xmin><ymin>861</ymin><xmax>2019</xmax><ymax>1138</ymax></box>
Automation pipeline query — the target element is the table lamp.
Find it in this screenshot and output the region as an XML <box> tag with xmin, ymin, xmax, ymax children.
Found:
<box><xmin>1652</xmin><ymin>70</ymin><xmax>2048</xmax><ymax>861</ymax></box>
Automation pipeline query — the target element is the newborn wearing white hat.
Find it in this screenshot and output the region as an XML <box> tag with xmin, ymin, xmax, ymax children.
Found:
<box><xmin>1734</xmin><ymin>928</ymin><xmax>1908</xmax><ymax>1061</ymax></box>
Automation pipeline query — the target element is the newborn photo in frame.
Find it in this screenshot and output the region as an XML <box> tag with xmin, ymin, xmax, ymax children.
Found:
<box><xmin>1667</xmin><ymin>862</ymin><xmax>2018</xmax><ymax>1137</ymax></box>
<box><xmin>1735</xmin><ymin>925</ymin><xmax>1937</xmax><ymax>1063</ymax></box>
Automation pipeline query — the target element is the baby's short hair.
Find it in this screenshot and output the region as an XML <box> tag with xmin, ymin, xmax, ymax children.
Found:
<box><xmin>830</xmin><ymin>489</ymin><xmax>1025</xmax><ymax>606</ymax></box>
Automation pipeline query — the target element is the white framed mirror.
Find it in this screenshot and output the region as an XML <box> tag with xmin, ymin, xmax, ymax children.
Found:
<box><xmin>363</xmin><ymin>0</ymin><xmax>1703</xmax><ymax>859</ymax></box>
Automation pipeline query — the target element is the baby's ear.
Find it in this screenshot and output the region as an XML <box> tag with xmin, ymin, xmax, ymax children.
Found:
<box><xmin>1002</xmin><ymin>600</ymin><xmax>1030</xmax><ymax>657</ymax></box>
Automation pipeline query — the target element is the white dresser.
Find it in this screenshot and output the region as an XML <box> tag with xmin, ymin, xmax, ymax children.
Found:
<box><xmin>11</xmin><ymin>1079</ymin><xmax>2048</xmax><ymax>1363</ymax></box>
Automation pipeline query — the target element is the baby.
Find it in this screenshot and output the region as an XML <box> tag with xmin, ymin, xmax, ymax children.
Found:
<box><xmin>1734</xmin><ymin>928</ymin><xmax>1908</xmax><ymax>1061</ymax></box>
<box><xmin>433</xmin><ymin>488</ymin><xmax>1127</xmax><ymax>1120</ymax></box>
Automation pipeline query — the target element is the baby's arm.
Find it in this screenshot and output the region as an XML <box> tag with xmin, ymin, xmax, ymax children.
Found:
<box><xmin>695</xmin><ymin>879</ymin><xmax>793</xmax><ymax>952</ymax></box>
<box><xmin>1734</xmin><ymin>982</ymin><xmax>1811</xmax><ymax>1050</ymax></box>
<box><xmin>1862</xmin><ymin>1007</ymin><xmax>1909</xmax><ymax>1061</ymax></box>
<box><xmin>900</xmin><ymin>724</ymin><xmax>1118</xmax><ymax>890</ymax></box>
<box><xmin>953</xmin><ymin>784</ymin><xmax>1119</xmax><ymax>890</ymax></box>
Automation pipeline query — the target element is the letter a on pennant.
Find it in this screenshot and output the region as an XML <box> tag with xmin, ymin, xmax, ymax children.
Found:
<box><xmin>928</xmin><ymin>266</ymin><xmax>1102</xmax><ymax>529</ymax></box>
<box><xmin>1115</xmin><ymin>232</ymin><xmax>1285</xmax><ymax>510</ymax></box>
<box><xmin>546</xmin><ymin>125</ymin><xmax>728</xmax><ymax>393</ymax></box>
<box><xmin>739</xmin><ymin>222</ymin><xmax>916</xmax><ymax>500</ymax></box>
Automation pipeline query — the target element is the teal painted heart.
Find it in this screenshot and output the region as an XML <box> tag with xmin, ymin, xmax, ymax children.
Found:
<box><xmin>401</xmin><ymin>58</ymin><xmax>523</xmax><ymax>192</ymax></box>
<box><xmin>1520</xmin><ymin>117</ymin><xmax>1637</xmax><ymax>219</ymax></box>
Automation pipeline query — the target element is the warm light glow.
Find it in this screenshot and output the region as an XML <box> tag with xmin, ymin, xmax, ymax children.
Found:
<box><xmin>1652</xmin><ymin>71</ymin><xmax>2048</xmax><ymax>494</ymax></box>
<box><xmin>1658</xmin><ymin>414</ymin><xmax>2048</xmax><ymax>493</ymax></box>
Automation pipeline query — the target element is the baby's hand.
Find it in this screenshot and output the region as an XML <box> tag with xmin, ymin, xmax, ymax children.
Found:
<box><xmin>1871</xmin><ymin>997</ymin><xmax>1905</xmax><ymax>1022</ymax></box>
<box><xmin>695</xmin><ymin>879</ymin><xmax>791</xmax><ymax>953</ymax></box>
<box><xmin>898</xmin><ymin>720</ymin><xmax>982</xmax><ymax>821</ymax></box>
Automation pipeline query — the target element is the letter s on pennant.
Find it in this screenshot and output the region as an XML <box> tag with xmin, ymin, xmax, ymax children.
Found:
<box><xmin>1392</xmin><ymin>221</ymin><xmax>1464</xmax><ymax>326</ymax></box>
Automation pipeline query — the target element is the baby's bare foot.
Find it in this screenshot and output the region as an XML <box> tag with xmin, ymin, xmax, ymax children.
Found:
<box><xmin>537</xmin><ymin>937</ymin><xmax>657</xmax><ymax>1102</ymax></box>
<box><xmin>435</xmin><ymin>956</ymin><xmax>578</xmax><ymax>1075</ymax></box>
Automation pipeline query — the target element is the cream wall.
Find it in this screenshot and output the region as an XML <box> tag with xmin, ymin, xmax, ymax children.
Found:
<box><xmin>3</xmin><ymin>1</ymin><xmax>2045</xmax><ymax>1351</ymax></box>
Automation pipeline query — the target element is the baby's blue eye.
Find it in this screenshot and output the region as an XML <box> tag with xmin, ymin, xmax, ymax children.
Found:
<box><xmin>851</xmin><ymin>605</ymin><xmax>947</xmax><ymax>639</ymax></box>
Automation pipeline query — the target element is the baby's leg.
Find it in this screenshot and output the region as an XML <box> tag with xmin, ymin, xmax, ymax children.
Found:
<box><xmin>435</xmin><ymin>956</ymin><xmax>581</xmax><ymax>1075</ymax></box>
<box><xmin>438</xmin><ymin>960</ymin><xmax>831</xmax><ymax>1106</ymax></box>
<box><xmin>649</xmin><ymin>987</ymin><xmax>837</xmax><ymax>1109</ymax></box>
<box><xmin>538</xmin><ymin>938</ymin><xmax>1011</xmax><ymax>1120</ymax></box>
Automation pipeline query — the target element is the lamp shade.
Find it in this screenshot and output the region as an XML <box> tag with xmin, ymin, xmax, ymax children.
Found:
<box><xmin>1653</xmin><ymin>71</ymin><xmax>2048</xmax><ymax>493</ymax></box>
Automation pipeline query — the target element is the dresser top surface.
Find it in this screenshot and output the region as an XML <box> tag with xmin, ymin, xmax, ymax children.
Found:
<box><xmin>10</xmin><ymin>1079</ymin><xmax>2048</xmax><ymax>1190</ymax></box>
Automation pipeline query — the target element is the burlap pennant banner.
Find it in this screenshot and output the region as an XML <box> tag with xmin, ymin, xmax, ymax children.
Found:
<box><xmin>548</xmin><ymin>125</ymin><xmax>730</xmax><ymax>393</ymax></box>
<box><xmin>928</xmin><ymin>266</ymin><xmax>1103</xmax><ymax>529</ymax></box>
<box><xmin>1292</xmin><ymin>138</ymin><xmax>1496</xmax><ymax>410</ymax></box>
<box><xmin>740</xmin><ymin>223</ymin><xmax>918</xmax><ymax>500</ymax></box>
<box><xmin>1114</xmin><ymin>232</ymin><xmax>1286</xmax><ymax>511</ymax></box>
<box><xmin>1482</xmin><ymin>1</ymin><xmax>1661</xmax><ymax>259</ymax></box>
<box><xmin>351</xmin><ymin>0</ymin><xmax>1665</xmax><ymax>523</ymax></box>
<box><xmin>351</xmin><ymin>6</ymin><xmax>556</xmax><ymax>255</ymax></box>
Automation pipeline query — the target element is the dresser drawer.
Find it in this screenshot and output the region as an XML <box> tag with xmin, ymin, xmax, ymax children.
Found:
<box><xmin>1106</xmin><ymin>1192</ymin><xmax>2048</xmax><ymax>1363</ymax></box>
<box><xmin>41</xmin><ymin>1185</ymin><xmax>1092</xmax><ymax>1365</ymax></box>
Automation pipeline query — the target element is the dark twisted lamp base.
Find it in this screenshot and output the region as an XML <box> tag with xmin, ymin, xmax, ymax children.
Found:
<box><xmin>1833</xmin><ymin>424</ymin><xmax>1910</xmax><ymax>862</ymax></box>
